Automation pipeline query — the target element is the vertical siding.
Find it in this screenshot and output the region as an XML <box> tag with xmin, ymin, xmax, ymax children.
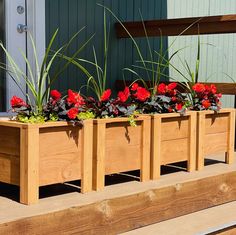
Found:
<box><xmin>46</xmin><ymin>0</ymin><xmax>167</xmax><ymax>95</ymax></box>
<box><xmin>167</xmin><ymin>0</ymin><xmax>236</xmax><ymax>107</ymax></box>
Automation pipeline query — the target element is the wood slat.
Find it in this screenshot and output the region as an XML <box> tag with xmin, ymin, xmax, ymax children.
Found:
<box><xmin>116</xmin><ymin>14</ymin><xmax>236</xmax><ymax>38</ymax></box>
<box><xmin>2</xmin><ymin>171</ymin><xmax>236</xmax><ymax>235</ymax></box>
<box><xmin>115</xmin><ymin>80</ymin><xmax>236</xmax><ymax>95</ymax></box>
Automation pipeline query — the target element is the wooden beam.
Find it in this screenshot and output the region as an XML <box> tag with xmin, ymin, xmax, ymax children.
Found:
<box><xmin>115</xmin><ymin>80</ymin><xmax>236</xmax><ymax>95</ymax></box>
<box><xmin>115</xmin><ymin>14</ymin><xmax>236</xmax><ymax>38</ymax></box>
<box><xmin>2</xmin><ymin>171</ymin><xmax>236</xmax><ymax>234</ymax></box>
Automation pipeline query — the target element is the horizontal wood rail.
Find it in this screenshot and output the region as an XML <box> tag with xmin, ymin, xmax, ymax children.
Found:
<box><xmin>115</xmin><ymin>14</ymin><xmax>236</xmax><ymax>38</ymax></box>
<box><xmin>115</xmin><ymin>80</ymin><xmax>236</xmax><ymax>95</ymax></box>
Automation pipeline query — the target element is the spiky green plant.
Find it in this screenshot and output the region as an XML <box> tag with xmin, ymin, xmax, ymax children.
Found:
<box><xmin>0</xmin><ymin>28</ymin><xmax>93</xmax><ymax>115</ymax></box>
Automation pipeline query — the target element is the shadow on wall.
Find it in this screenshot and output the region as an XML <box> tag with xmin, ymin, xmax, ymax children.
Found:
<box><xmin>45</xmin><ymin>0</ymin><xmax>168</xmax><ymax>96</ymax></box>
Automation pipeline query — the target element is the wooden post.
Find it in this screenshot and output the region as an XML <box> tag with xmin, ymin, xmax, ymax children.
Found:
<box><xmin>140</xmin><ymin>117</ymin><xmax>151</xmax><ymax>182</ymax></box>
<box><xmin>93</xmin><ymin>122</ymin><xmax>106</xmax><ymax>191</ymax></box>
<box><xmin>151</xmin><ymin>116</ymin><xmax>161</xmax><ymax>180</ymax></box>
<box><xmin>197</xmin><ymin>112</ymin><xmax>206</xmax><ymax>170</ymax></box>
<box><xmin>188</xmin><ymin>112</ymin><xmax>197</xmax><ymax>172</ymax></box>
<box><xmin>81</xmin><ymin>120</ymin><xmax>93</xmax><ymax>193</ymax></box>
<box><xmin>226</xmin><ymin>110</ymin><xmax>236</xmax><ymax>164</ymax></box>
<box><xmin>20</xmin><ymin>125</ymin><xmax>39</xmax><ymax>205</ymax></box>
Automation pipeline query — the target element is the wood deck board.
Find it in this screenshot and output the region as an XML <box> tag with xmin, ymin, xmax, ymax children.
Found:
<box><xmin>0</xmin><ymin>153</ymin><xmax>235</xmax><ymax>234</ymax></box>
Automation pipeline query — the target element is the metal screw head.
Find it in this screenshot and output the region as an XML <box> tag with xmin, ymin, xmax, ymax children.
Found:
<box><xmin>17</xmin><ymin>5</ymin><xmax>24</xmax><ymax>14</ymax></box>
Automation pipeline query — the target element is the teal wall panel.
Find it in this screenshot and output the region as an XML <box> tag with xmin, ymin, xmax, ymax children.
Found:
<box><xmin>45</xmin><ymin>0</ymin><xmax>167</xmax><ymax>95</ymax></box>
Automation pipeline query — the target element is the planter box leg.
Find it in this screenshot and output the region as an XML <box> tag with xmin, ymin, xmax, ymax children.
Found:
<box><xmin>93</xmin><ymin>123</ymin><xmax>105</xmax><ymax>191</ymax></box>
<box><xmin>226</xmin><ymin>110</ymin><xmax>235</xmax><ymax>164</ymax></box>
<box><xmin>197</xmin><ymin>113</ymin><xmax>205</xmax><ymax>171</ymax></box>
<box><xmin>141</xmin><ymin>118</ymin><xmax>151</xmax><ymax>182</ymax></box>
<box><xmin>151</xmin><ymin>117</ymin><xmax>161</xmax><ymax>180</ymax></box>
<box><xmin>187</xmin><ymin>113</ymin><xmax>197</xmax><ymax>172</ymax></box>
<box><xmin>81</xmin><ymin>121</ymin><xmax>93</xmax><ymax>193</ymax></box>
<box><xmin>20</xmin><ymin>126</ymin><xmax>39</xmax><ymax>205</ymax></box>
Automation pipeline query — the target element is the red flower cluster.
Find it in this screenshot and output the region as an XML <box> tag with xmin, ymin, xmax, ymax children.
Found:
<box><xmin>100</xmin><ymin>89</ymin><xmax>112</xmax><ymax>102</ymax></box>
<box><xmin>157</xmin><ymin>82</ymin><xmax>177</xmax><ymax>96</ymax></box>
<box><xmin>118</xmin><ymin>87</ymin><xmax>130</xmax><ymax>103</ymax></box>
<box><xmin>131</xmin><ymin>83</ymin><xmax>150</xmax><ymax>102</ymax></box>
<box><xmin>50</xmin><ymin>90</ymin><xmax>61</xmax><ymax>101</ymax></box>
<box><xmin>10</xmin><ymin>96</ymin><xmax>27</xmax><ymax>108</ymax></box>
<box><xmin>67</xmin><ymin>89</ymin><xmax>85</xmax><ymax>107</ymax></box>
<box><xmin>192</xmin><ymin>83</ymin><xmax>222</xmax><ymax>110</ymax></box>
<box><xmin>157</xmin><ymin>83</ymin><xmax>184</xmax><ymax>112</ymax></box>
<box><xmin>67</xmin><ymin>107</ymin><xmax>78</xmax><ymax>120</ymax></box>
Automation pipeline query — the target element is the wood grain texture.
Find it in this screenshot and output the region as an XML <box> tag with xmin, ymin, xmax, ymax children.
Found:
<box><xmin>0</xmin><ymin>154</ymin><xmax>19</xmax><ymax>185</ymax></box>
<box><xmin>2</xmin><ymin>171</ymin><xmax>236</xmax><ymax>235</ymax></box>
<box><xmin>20</xmin><ymin>126</ymin><xmax>39</xmax><ymax>205</ymax></box>
<box><xmin>115</xmin><ymin>14</ymin><xmax>236</xmax><ymax>38</ymax></box>
<box><xmin>151</xmin><ymin>113</ymin><xmax>196</xmax><ymax>176</ymax></box>
<box><xmin>93</xmin><ymin>117</ymin><xmax>151</xmax><ymax>190</ymax></box>
<box><xmin>0</xmin><ymin>121</ymin><xmax>93</xmax><ymax>204</ymax></box>
<box><xmin>39</xmin><ymin>126</ymin><xmax>83</xmax><ymax>186</ymax></box>
<box><xmin>0</xmin><ymin>126</ymin><xmax>20</xmax><ymax>157</ymax></box>
<box><xmin>197</xmin><ymin>109</ymin><xmax>235</xmax><ymax>170</ymax></box>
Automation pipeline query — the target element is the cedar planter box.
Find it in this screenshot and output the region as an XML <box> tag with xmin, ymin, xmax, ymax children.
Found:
<box><xmin>197</xmin><ymin>108</ymin><xmax>235</xmax><ymax>170</ymax></box>
<box><xmin>0</xmin><ymin>120</ymin><xmax>93</xmax><ymax>205</ymax></box>
<box><xmin>151</xmin><ymin>112</ymin><xmax>197</xmax><ymax>180</ymax></box>
<box><xmin>93</xmin><ymin>116</ymin><xmax>151</xmax><ymax>190</ymax></box>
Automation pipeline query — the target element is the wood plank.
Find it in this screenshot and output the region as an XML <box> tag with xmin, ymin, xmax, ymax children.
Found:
<box><xmin>39</xmin><ymin>126</ymin><xmax>83</xmax><ymax>186</ymax></box>
<box><xmin>0</xmin><ymin>154</ymin><xmax>19</xmax><ymax>185</ymax></box>
<box><xmin>20</xmin><ymin>126</ymin><xmax>39</xmax><ymax>205</ymax></box>
<box><xmin>115</xmin><ymin>80</ymin><xmax>236</xmax><ymax>95</ymax></box>
<box><xmin>105</xmin><ymin>123</ymin><xmax>142</xmax><ymax>174</ymax></box>
<box><xmin>2</xmin><ymin>171</ymin><xmax>236</xmax><ymax>234</ymax></box>
<box><xmin>197</xmin><ymin>112</ymin><xmax>205</xmax><ymax>170</ymax></box>
<box><xmin>161</xmin><ymin>116</ymin><xmax>189</xmax><ymax>141</ymax></box>
<box><xmin>205</xmin><ymin>113</ymin><xmax>229</xmax><ymax>134</ymax></box>
<box><xmin>210</xmin><ymin>226</ymin><xmax>236</xmax><ymax>235</ymax></box>
<box><xmin>151</xmin><ymin>116</ymin><xmax>161</xmax><ymax>180</ymax></box>
<box><xmin>81</xmin><ymin>120</ymin><xmax>93</xmax><ymax>193</ymax></box>
<box><xmin>161</xmin><ymin>138</ymin><xmax>189</xmax><ymax>165</ymax></box>
<box><xmin>205</xmin><ymin>132</ymin><xmax>228</xmax><ymax>155</ymax></box>
<box><xmin>115</xmin><ymin>14</ymin><xmax>236</xmax><ymax>38</ymax></box>
<box><xmin>0</xmin><ymin>126</ymin><xmax>20</xmax><ymax>156</ymax></box>
<box><xmin>226</xmin><ymin>110</ymin><xmax>236</xmax><ymax>165</ymax></box>
<box><xmin>188</xmin><ymin>112</ymin><xmax>197</xmax><ymax>172</ymax></box>
<box><xmin>93</xmin><ymin>123</ymin><xmax>106</xmax><ymax>191</ymax></box>
<box><xmin>140</xmin><ymin>117</ymin><xmax>151</xmax><ymax>182</ymax></box>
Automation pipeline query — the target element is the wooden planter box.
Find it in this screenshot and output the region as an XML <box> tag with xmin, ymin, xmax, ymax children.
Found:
<box><xmin>151</xmin><ymin>112</ymin><xmax>197</xmax><ymax>180</ymax></box>
<box><xmin>0</xmin><ymin>120</ymin><xmax>93</xmax><ymax>205</ymax></box>
<box><xmin>197</xmin><ymin>108</ymin><xmax>235</xmax><ymax>170</ymax></box>
<box><xmin>93</xmin><ymin>116</ymin><xmax>151</xmax><ymax>190</ymax></box>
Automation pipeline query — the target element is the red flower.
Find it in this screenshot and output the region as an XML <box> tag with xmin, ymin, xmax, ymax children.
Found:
<box><xmin>135</xmin><ymin>87</ymin><xmax>150</xmax><ymax>102</ymax></box>
<box><xmin>175</xmin><ymin>103</ymin><xmax>183</xmax><ymax>111</ymax></box>
<box><xmin>210</xmin><ymin>84</ymin><xmax>217</xmax><ymax>94</ymax></box>
<box><xmin>67</xmin><ymin>89</ymin><xmax>85</xmax><ymax>107</ymax></box>
<box><xmin>171</xmin><ymin>96</ymin><xmax>177</xmax><ymax>102</ymax></box>
<box><xmin>157</xmin><ymin>83</ymin><xmax>166</xmax><ymax>94</ymax></box>
<box><xmin>217</xmin><ymin>93</ymin><xmax>222</xmax><ymax>98</ymax></box>
<box><xmin>131</xmin><ymin>83</ymin><xmax>139</xmax><ymax>91</ymax></box>
<box><xmin>118</xmin><ymin>87</ymin><xmax>130</xmax><ymax>103</ymax></box>
<box><xmin>100</xmin><ymin>89</ymin><xmax>111</xmax><ymax>102</ymax></box>
<box><xmin>167</xmin><ymin>82</ymin><xmax>177</xmax><ymax>90</ymax></box>
<box><xmin>10</xmin><ymin>96</ymin><xmax>27</xmax><ymax>108</ymax></box>
<box><xmin>50</xmin><ymin>90</ymin><xmax>61</xmax><ymax>101</ymax></box>
<box><xmin>67</xmin><ymin>108</ymin><xmax>78</xmax><ymax>120</ymax></box>
<box><xmin>202</xmin><ymin>100</ymin><xmax>211</xmax><ymax>109</ymax></box>
<box><xmin>192</xmin><ymin>83</ymin><xmax>205</xmax><ymax>93</ymax></box>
